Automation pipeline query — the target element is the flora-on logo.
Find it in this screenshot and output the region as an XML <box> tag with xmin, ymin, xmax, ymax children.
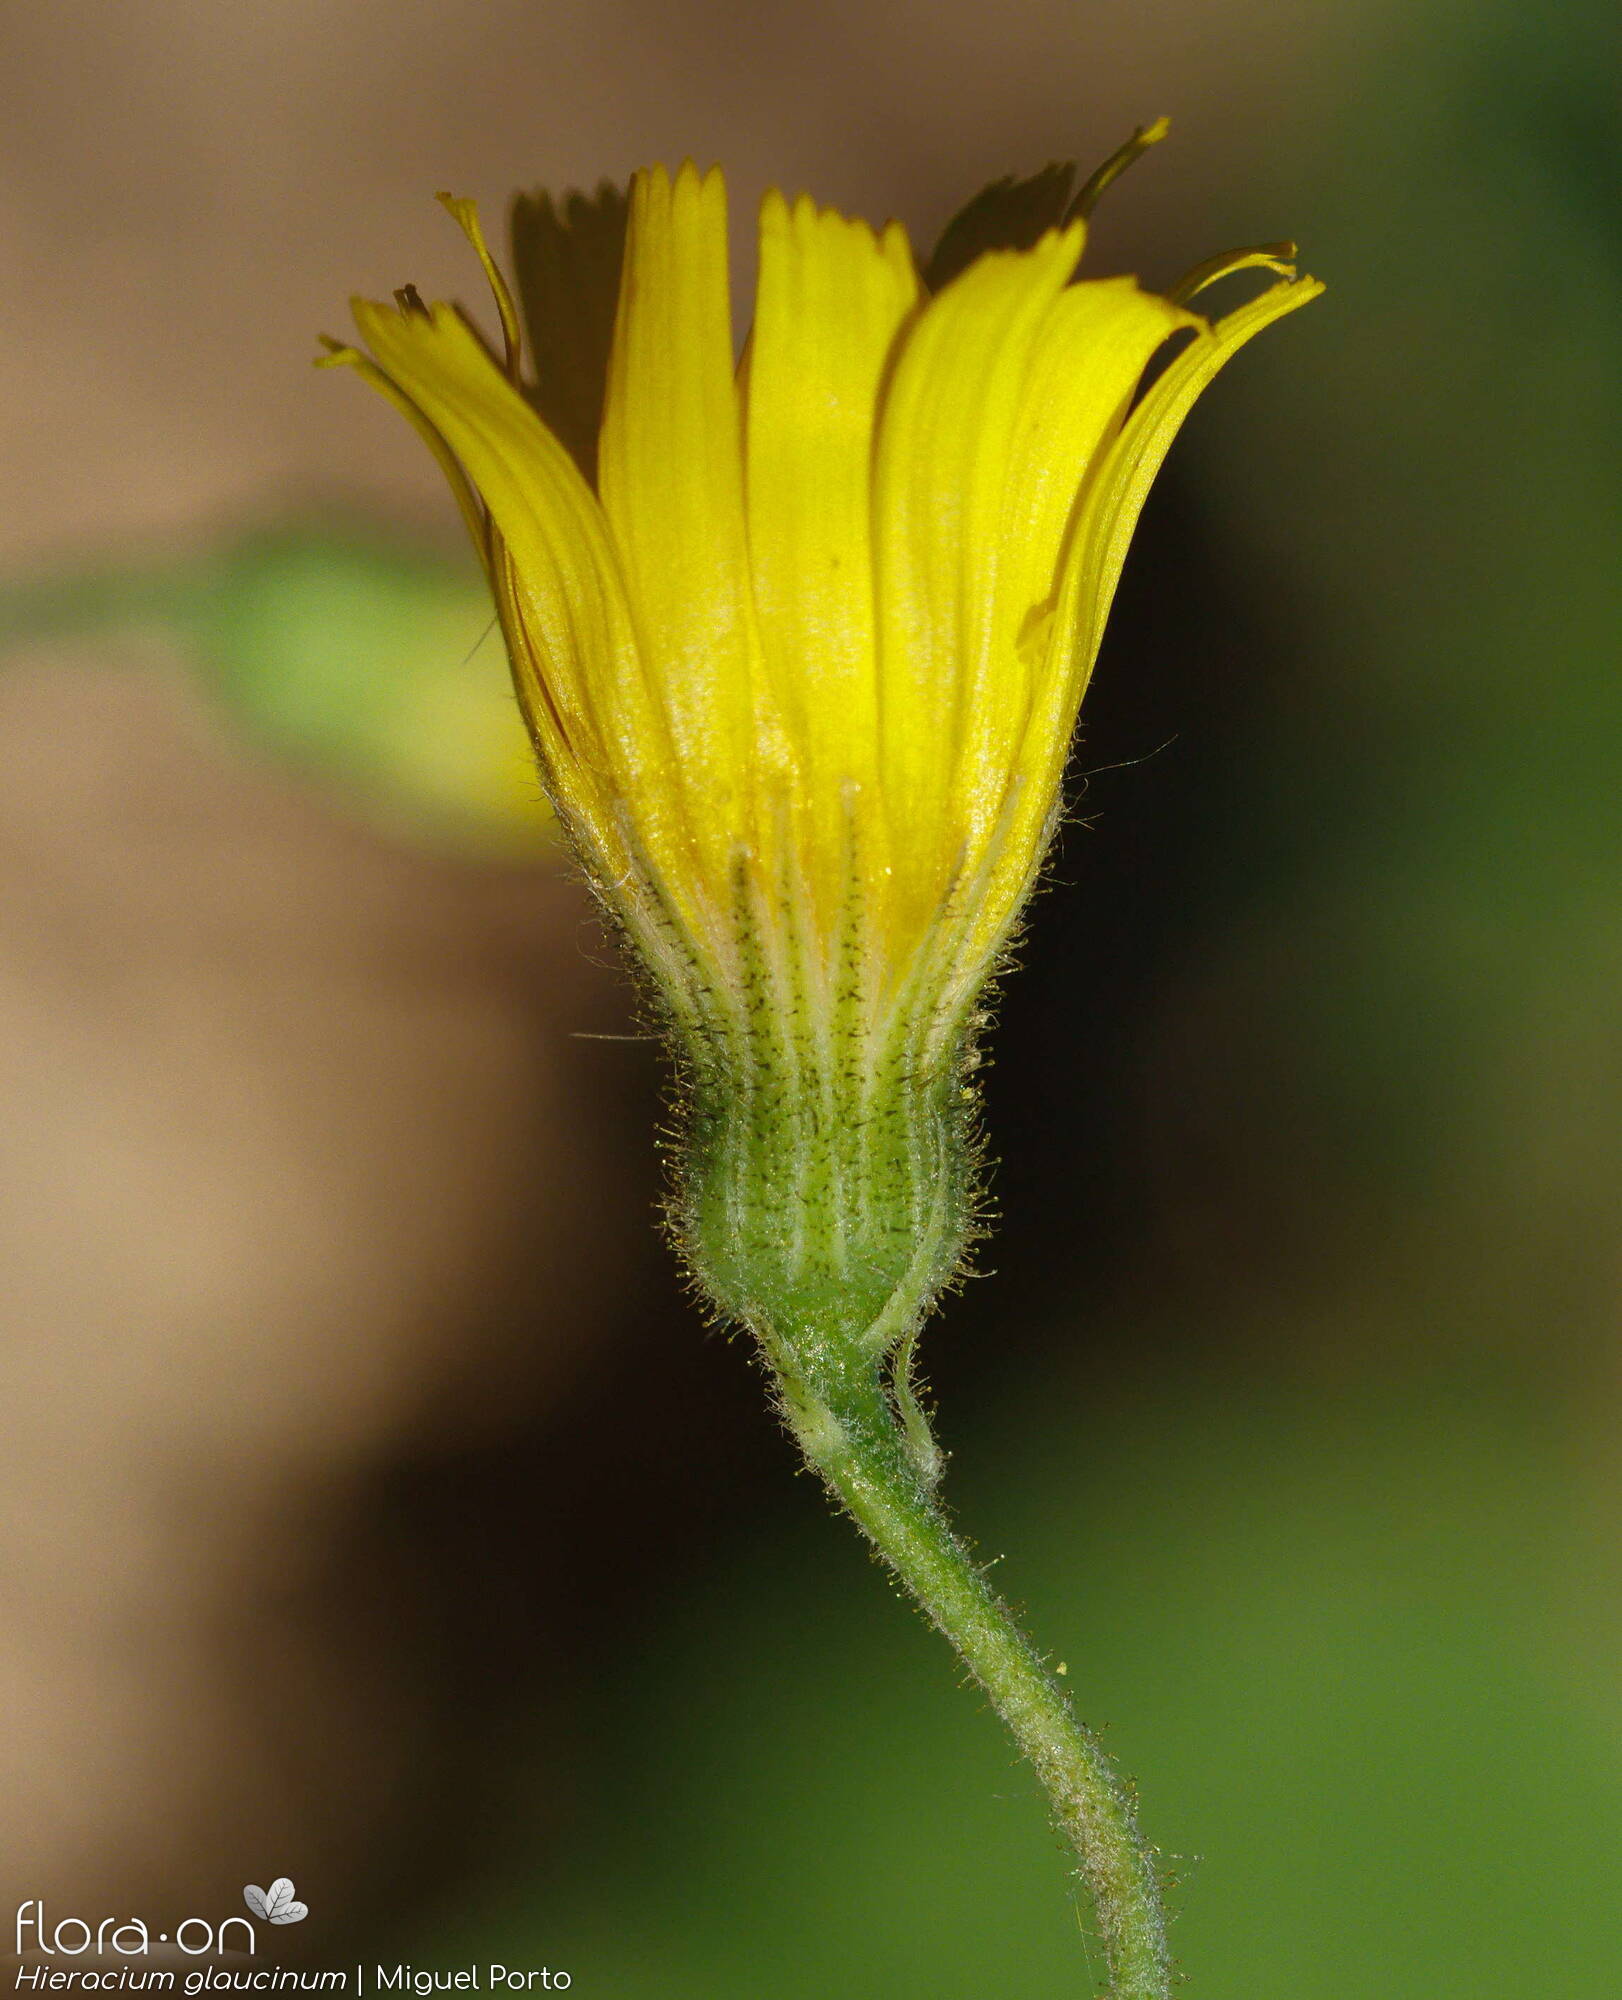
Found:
<box><xmin>15</xmin><ymin>1901</ymin><xmax>257</xmax><ymax>1957</ymax></box>
<box><xmin>243</xmin><ymin>1880</ymin><xmax>308</xmax><ymax>1926</ymax></box>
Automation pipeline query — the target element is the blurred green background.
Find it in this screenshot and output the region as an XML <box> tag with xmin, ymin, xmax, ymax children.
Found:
<box><xmin>1</xmin><ymin>0</ymin><xmax>1618</xmax><ymax>1993</ymax></box>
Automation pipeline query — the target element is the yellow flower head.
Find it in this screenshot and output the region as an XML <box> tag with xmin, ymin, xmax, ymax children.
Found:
<box><xmin>326</xmin><ymin>134</ymin><xmax>1320</xmax><ymax>1346</ymax></box>
<box><xmin>328</xmin><ymin>140</ymin><xmax>1316</xmax><ymax>1044</ymax></box>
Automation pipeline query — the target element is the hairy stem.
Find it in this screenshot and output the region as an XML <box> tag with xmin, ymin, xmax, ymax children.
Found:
<box><xmin>773</xmin><ymin>1353</ymin><xmax>1171</xmax><ymax>2000</ymax></box>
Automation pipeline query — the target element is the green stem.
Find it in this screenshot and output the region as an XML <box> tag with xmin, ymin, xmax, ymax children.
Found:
<box><xmin>773</xmin><ymin>1353</ymin><xmax>1172</xmax><ymax>2000</ymax></box>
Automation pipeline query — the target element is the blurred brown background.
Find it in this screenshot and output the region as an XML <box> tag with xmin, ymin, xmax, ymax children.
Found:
<box><xmin>0</xmin><ymin>0</ymin><xmax>1367</xmax><ymax>556</ymax></box>
<box><xmin>2</xmin><ymin>0</ymin><xmax>1619</xmax><ymax>1992</ymax></box>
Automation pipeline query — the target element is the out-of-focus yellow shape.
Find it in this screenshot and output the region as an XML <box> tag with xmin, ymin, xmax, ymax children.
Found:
<box><xmin>325</xmin><ymin>151</ymin><xmax>1320</xmax><ymax>1050</ymax></box>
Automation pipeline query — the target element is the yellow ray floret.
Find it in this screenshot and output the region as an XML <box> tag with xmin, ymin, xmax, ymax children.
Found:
<box><xmin>324</xmin><ymin>147</ymin><xmax>1321</xmax><ymax>1044</ymax></box>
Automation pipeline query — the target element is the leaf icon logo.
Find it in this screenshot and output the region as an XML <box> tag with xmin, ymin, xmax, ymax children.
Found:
<box><xmin>243</xmin><ymin>1879</ymin><xmax>309</xmax><ymax>1925</ymax></box>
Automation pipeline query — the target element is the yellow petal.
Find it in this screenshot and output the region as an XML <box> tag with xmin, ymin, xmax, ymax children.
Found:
<box><xmin>317</xmin><ymin>334</ymin><xmax>490</xmax><ymax>558</ymax></box>
<box><xmin>997</xmin><ymin>269</ymin><xmax>1326</xmax><ymax>924</ymax></box>
<box><xmin>1170</xmin><ymin>240</ymin><xmax>1299</xmax><ymax>306</ymax></box>
<box><xmin>1067</xmin><ymin>116</ymin><xmax>1171</xmax><ymax>221</ymax></box>
<box><xmin>598</xmin><ymin>163</ymin><xmax>770</xmax><ymax>829</ymax></box>
<box><xmin>871</xmin><ymin>223</ymin><xmax>1083</xmax><ymax>875</ymax></box>
<box><xmin>948</xmin><ymin>275</ymin><xmax>1195</xmax><ymax>849</ymax></box>
<box><xmin>435</xmin><ymin>192</ymin><xmax>523</xmax><ymax>378</ymax></box>
<box><xmin>1060</xmin><ymin>269</ymin><xmax>1326</xmax><ymax>719</ymax></box>
<box><xmin>745</xmin><ymin>191</ymin><xmax>920</xmax><ymax>833</ymax></box>
<box><xmin>344</xmin><ymin>295</ymin><xmax>665</xmax><ymax>868</ymax></box>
